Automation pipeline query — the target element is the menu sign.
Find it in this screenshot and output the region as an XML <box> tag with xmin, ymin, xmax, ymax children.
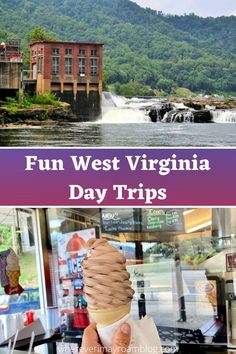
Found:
<box><xmin>142</xmin><ymin>208</ymin><xmax>185</xmax><ymax>232</ymax></box>
<box><xmin>101</xmin><ymin>208</ymin><xmax>141</xmax><ymax>233</ymax></box>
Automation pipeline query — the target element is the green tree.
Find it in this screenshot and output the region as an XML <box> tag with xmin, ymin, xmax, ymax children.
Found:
<box><xmin>0</xmin><ymin>29</ymin><xmax>8</xmax><ymax>40</ymax></box>
<box><xmin>0</xmin><ymin>224</ymin><xmax>12</xmax><ymax>251</ymax></box>
<box><xmin>103</xmin><ymin>69</ymin><xmax>109</xmax><ymax>91</ymax></box>
<box><xmin>27</xmin><ymin>27</ymin><xmax>57</xmax><ymax>42</ymax></box>
<box><xmin>157</xmin><ymin>78</ymin><xmax>175</xmax><ymax>93</ymax></box>
<box><xmin>118</xmin><ymin>80</ymin><xmax>154</xmax><ymax>96</ymax></box>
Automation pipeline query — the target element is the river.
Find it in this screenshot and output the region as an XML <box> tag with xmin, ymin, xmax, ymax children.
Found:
<box><xmin>1</xmin><ymin>122</ymin><xmax>236</xmax><ymax>147</ymax></box>
<box><xmin>0</xmin><ymin>94</ymin><xmax>236</xmax><ymax>147</ymax></box>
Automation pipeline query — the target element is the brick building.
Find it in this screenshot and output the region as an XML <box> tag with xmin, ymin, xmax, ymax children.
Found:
<box><xmin>29</xmin><ymin>40</ymin><xmax>103</xmax><ymax>120</ymax></box>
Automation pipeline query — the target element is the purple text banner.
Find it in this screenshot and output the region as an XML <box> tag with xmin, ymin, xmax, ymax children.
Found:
<box><xmin>0</xmin><ymin>148</ymin><xmax>235</xmax><ymax>206</ymax></box>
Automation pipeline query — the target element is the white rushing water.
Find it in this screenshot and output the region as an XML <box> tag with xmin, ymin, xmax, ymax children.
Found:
<box><xmin>101</xmin><ymin>92</ymin><xmax>236</xmax><ymax>124</ymax></box>
<box><xmin>162</xmin><ymin>111</ymin><xmax>194</xmax><ymax>123</ymax></box>
<box><xmin>101</xmin><ymin>92</ymin><xmax>196</xmax><ymax>123</ymax></box>
<box><xmin>101</xmin><ymin>92</ymin><xmax>152</xmax><ymax>123</ymax></box>
<box><xmin>101</xmin><ymin>107</ymin><xmax>151</xmax><ymax>123</ymax></box>
<box><xmin>211</xmin><ymin>110</ymin><xmax>236</xmax><ymax>123</ymax></box>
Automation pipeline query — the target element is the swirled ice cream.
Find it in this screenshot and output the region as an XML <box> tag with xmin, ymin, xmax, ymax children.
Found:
<box><xmin>6</xmin><ymin>250</ymin><xmax>20</xmax><ymax>272</ymax></box>
<box><xmin>83</xmin><ymin>239</ymin><xmax>134</xmax><ymax>327</ymax></box>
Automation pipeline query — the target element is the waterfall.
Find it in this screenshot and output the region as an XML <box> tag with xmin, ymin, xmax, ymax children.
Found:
<box><xmin>102</xmin><ymin>92</ymin><xmax>127</xmax><ymax>108</ymax></box>
<box><xmin>173</xmin><ymin>102</ymin><xmax>189</xmax><ymax>110</ymax></box>
<box><xmin>101</xmin><ymin>108</ymin><xmax>151</xmax><ymax>123</ymax></box>
<box><xmin>211</xmin><ymin>110</ymin><xmax>236</xmax><ymax>123</ymax></box>
<box><xmin>162</xmin><ymin>110</ymin><xmax>194</xmax><ymax>123</ymax></box>
<box><xmin>101</xmin><ymin>92</ymin><xmax>152</xmax><ymax>123</ymax></box>
<box><xmin>101</xmin><ymin>93</ymin><xmax>236</xmax><ymax>124</ymax></box>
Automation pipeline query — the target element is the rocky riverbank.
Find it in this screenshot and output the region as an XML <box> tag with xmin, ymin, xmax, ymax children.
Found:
<box><xmin>170</xmin><ymin>97</ymin><xmax>236</xmax><ymax>110</ymax></box>
<box><xmin>0</xmin><ymin>103</ymin><xmax>77</xmax><ymax>127</ymax></box>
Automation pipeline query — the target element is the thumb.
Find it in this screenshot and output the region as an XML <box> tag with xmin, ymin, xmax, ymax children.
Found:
<box><xmin>82</xmin><ymin>323</ymin><xmax>99</xmax><ymax>347</ymax></box>
<box><xmin>112</xmin><ymin>323</ymin><xmax>131</xmax><ymax>354</ymax></box>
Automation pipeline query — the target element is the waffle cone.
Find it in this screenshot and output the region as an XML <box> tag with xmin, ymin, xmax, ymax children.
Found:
<box><xmin>89</xmin><ymin>302</ymin><xmax>131</xmax><ymax>328</ymax></box>
<box><xmin>6</xmin><ymin>270</ymin><xmax>20</xmax><ymax>288</ymax></box>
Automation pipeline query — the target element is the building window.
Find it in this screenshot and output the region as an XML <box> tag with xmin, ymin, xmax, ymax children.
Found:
<box><xmin>79</xmin><ymin>58</ymin><xmax>86</xmax><ymax>75</ymax></box>
<box><xmin>91</xmin><ymin>49</ymin><xmax>97</xmax><ymax>56</ymax></box>
<box><xmin>90</xmin><ymin>58</ymin><xmax>98</xmax><ymax>75</ymax></box>
<box><xmin>38</xmin><ymin>57</ymin><xmax>43</xmax><ymax>73</ymax></box>
<box><xmin>65</xmin><ymin>48</ymin><xmax>72</xmax><ymax>55</ymax></box>
<box><xmin>52</xmin><ymin>48</ymin><xmax>60</xmax><ymax>55</ymax></box>
<box><xmin>52</xmin><ymin>57</ymin><xmax>59</xmax><ymax>75</ymax></box>
<box><xmin>65</xmin><ymin>57</ymin><xmax>72</xmax><ymax>74</ymax></box>
<box><xmin>79</xmin><ymin>49</ymin><xmax>86</xmax><ymax>56</ymax></box>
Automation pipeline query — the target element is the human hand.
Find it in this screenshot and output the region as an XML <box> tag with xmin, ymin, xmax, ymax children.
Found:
<box><xmin>79</xmin><ymin>322</ymin><xmax>131</xmax><ymax>354</ymax></box>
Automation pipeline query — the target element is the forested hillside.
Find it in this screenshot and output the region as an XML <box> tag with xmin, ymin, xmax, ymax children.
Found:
<box><xmin>0</xmin><ymin>0</ymin><xmax>235</xmax><ymax>93</ymax></box>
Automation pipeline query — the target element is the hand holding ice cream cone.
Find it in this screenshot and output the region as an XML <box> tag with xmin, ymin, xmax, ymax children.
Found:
<box><xmin>82</xmin><ymin>239</ymin><xmax>163</xmax><ymax>354</ymax></box>
<box><xmin>79</xmin><ymin>322</ymin><xmax>131</xmax><ymax>354</ymax></box>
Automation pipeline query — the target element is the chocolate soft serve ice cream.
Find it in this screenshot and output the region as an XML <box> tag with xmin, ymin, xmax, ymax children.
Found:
<box><xmin>83</xmin><ymin>239</ymin><xmax>134</xmax><ymax>327</ymax></box>
<box><xmin>83</xmin><ymin>239</ymin><xmax>163</xmax><ymax>354</ymax></box>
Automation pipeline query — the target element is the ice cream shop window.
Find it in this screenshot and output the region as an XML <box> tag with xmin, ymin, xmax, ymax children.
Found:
<box><xmin>0</xmin><ymin>208</ymin><xmax>42</xmax><ymax>344</ymax></box>
<box><xmin>46</xmin><ymin>208</ymin><xmax>236</xmax><ymax>353</ymax></box>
